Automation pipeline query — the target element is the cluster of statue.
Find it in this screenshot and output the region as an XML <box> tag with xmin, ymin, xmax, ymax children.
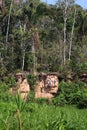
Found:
<box><xmin>10</xmin><ymin>72</ymin><xmax>59</xmax><ymax>100</ymax></box>
<box><xmin>10</xmin><ymin>73</ymin><xmax>30</xmax><ymax>100</ymax></box>
<box><xmin>35</xmin><ymin>73</ymin><xmax>59</xmax><ymax>98</ymax></box>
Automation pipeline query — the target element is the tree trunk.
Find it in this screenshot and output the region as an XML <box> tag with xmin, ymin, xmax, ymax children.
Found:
<box><xmin>22</xmin><ymin>49</ymin><xmax>25</xmax><ymax>72</ymax></box>
<box><xmin>69</xmin><ymin>5</ymin><xmax>76</xmax><ymax>60</ymax></box>
<box><xmin>6</xmin><ymin>0</ymin><xmax>13</xmax><ymax>43</ymax></box>
<box><xmin>20</xmin><ymin>24</ymin><xmax>26</xmax><ymax>72</ymax></box>
<box><xmin>32</xmin><ymin>38</ymin><xmax>36</xmax><ymax>75</ymax></box>
<box><xmin>63</xmin><ymin>0</ymin><xmax>68</xmax><ymax>65</ymax></box>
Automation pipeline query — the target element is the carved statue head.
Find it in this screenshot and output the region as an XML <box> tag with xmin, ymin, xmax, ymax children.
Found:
<box><xmin>16</xmin><ymin>72</ymin><xmax>23</xmax><ymax>83</ymax></box>
<box><xmin>45</xmin><ymin>75</ymin><xmax>58</xmax><ymax>88</ymax></box>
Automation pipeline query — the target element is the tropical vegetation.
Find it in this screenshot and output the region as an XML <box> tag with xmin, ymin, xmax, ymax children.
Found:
<box><xmin>0</xmin><ymin>0</ymin><xmax>87</xmax><ymax>129</ymax></box>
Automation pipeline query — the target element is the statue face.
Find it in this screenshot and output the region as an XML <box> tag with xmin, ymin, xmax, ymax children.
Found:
<box><xmin>16</xmin><ymin>73</ymin><xmax>23</xmax><ymax>82</ymax></box>
<box><xmin>45</xmin><ymin>75</ymin><xmax>58</xmax><ymax>88</ymax></box>
<box><xmin>17</xmin><ymin>75</ymin><xmax>22</xmax><ymax>79</ymax></box>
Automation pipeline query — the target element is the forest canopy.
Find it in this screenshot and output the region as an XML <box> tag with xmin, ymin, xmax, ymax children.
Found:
<box><xmin>0</xmin><ymin>0</ymin><xmax>87</xmax><ymax>77</ymax></box>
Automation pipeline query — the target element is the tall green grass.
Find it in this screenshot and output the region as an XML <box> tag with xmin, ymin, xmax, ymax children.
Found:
<box><xmin>0</xmin><ymin>102</ymin><xmax>87</xmax><ymax>130</ymax></box>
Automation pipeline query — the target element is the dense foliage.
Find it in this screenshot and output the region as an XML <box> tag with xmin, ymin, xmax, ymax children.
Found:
<box><xmin>52</xmin><ymin>81</ymin><xmax>87</xmax><ymax>108</ymax></box>
<box><xmin>0</xmin><ymin>0</ymin><xmax>87</xmax><ymax>76</ymax></box>
<box><xmin>0</xmin><ymin>0</ymin><xmax>87</xmax><ymax>129</ymax></box>
<box><xmin>27</xmin><ymin>74</ymin><xmax>38</xmax><ymax>90</ymax></box>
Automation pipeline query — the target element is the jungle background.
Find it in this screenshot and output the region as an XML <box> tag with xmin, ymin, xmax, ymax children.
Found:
<box><xmin>0</xmin><ymin>0</ymin><xmax>87</xmax><ymax>130</ymax></box>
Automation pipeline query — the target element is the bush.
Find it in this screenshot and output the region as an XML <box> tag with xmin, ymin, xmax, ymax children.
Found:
<box><xmin>27</xmin><ymin>74</ymin><xmax>38</xmax><ymax>90</ymax></box>
<box><xmin>0</xmin><ymin>82</ymin><xmax>9</xmax><ymax>92</ymax></box>
<box><xmin>0</xmin><ymin>75</ymin><xmax>16</xmax><ymax>92</ymax></box>
<box><xmin>3</xmin><ymin>75</ymin><xmax>16</xmax><ymax>88</ymax></box>
<box><xmin>77</xmin><ymin>98</ymin><xmax>87</xmax><ymax>109</ymax></box>
<box><xmin>52</xmin><ymin>94</ymin><xmax>66</xmax><ymax>106</ymax></box>
<box><xmin>77</xmin><ymin>89</ymin><xmax>87</xmax><ymax>109</ymax></box>
<box><xmin>54</xmin><ymin>81</ymin><xmax>87</xmax><ymax>107</ymax></box>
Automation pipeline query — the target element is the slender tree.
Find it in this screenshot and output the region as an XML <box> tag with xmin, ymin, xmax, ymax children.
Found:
<box><xmin>69</xmin><ymin>4</ymin><xmax>76</xmax><ymax>60</ymax></box>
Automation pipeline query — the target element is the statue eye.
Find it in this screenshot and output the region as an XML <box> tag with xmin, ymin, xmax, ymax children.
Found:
<box><xmin>54</xmin><ymin>80</ymin><xmax>56</xmax><ymax>84</ymax></box>
<box><xmin>47</xmin><ymin>80</ymin><xmax>50</xmax><ymax>84</ymax></box>
<box><xmin>46</xmin><ymin>80</ymin><xmax>51</xmax><ymax>86</ymax></box>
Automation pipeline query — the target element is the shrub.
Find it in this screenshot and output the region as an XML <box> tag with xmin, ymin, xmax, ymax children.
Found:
<box><xmin>55</xmin><ymin>81</ymin><xmax>87</xmax><ymax>107</ymax></box>
<box><xmin>0</xmin><ymin>82</ymin><xmax>9</xmax><ymax>92</ymax></box>
<box><xmin>52</xmin><ymin>94</ymin><xmax>66</xmax><ymax>106</ymax></box>
<box><xmin>77</xmin><ymin>89</ymin><xmax>87</xmax><ymax>109</ymax></box>
<box><xmin>77</xmin><ymin>98</ymin><xmax>87</xmax><ymax>109</ymax></box>
<box><xmin>0</xmin><ymin>75</ymin><xmax>16</xmax><ymax>91</ymax></box>
<box><xmin>27</xmin><ymin>74</ymin><xmax>38</xmax><ymax>90</ymax></box>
